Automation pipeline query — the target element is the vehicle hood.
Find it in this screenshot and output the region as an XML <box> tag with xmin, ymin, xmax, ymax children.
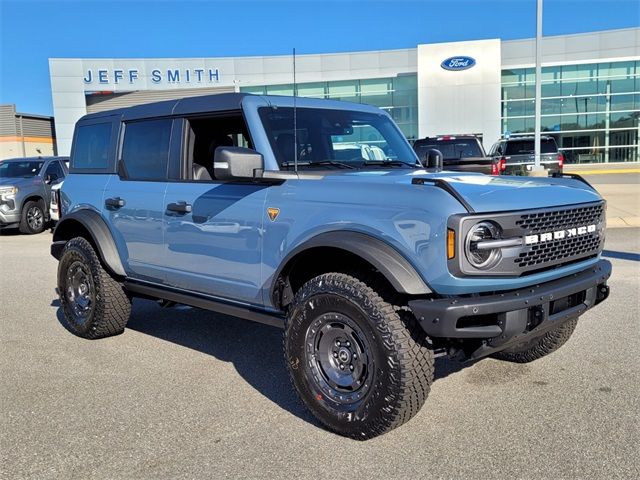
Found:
<box><xmin>316</xmin><ymin>169</ymin><xmax>603</xmax><ymax>213</ymax></box>
<box><xmin>425</xmin><ymin>172</ymin><xmax>602</xmax><ymax>212</ymax></box>
<box><xmin>0</xmin><ymin>176</ymin><xmax>40</xmax><ymax>188</ymax></box>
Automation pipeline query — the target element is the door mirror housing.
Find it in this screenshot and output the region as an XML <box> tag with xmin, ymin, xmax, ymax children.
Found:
<box><xmin>45</xmin><ymin>173</ymin><xmax>58</xmax><ymax>184</ymax></box>
<box><xmin>423</xmin><ymin>149</ymin><xmax>443</xmax><ymax>171</ymax></box>
<box><xmin>213</xmin><ymin>147</ymin><xmax>264</xmax><ymax>181</ymax></box>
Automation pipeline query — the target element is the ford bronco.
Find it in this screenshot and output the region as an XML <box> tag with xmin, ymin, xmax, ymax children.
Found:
<box><xmin>51</xmin><ymin>93</ymin><xmax>611</xmax><ymax>439</ymax></box>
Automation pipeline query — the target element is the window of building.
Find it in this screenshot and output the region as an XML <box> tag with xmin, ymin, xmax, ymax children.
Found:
<box><xmin>73</xmin><ymin>123</ymin><xmax>112</xmax><ymax>169</ymax></box>
<box><xmin>501</xmin><ymin>59</ymin><xmax>640</xmax><ymax>163</ymax></box>
<box><xmin>121</xmin><ymin>119</ymin><xmax>172</xmax><ymax>181</ymax></box>
<box><xmin>240</xmin><ymin>75</ymin><xmax>419</xmax><ymax>142</ymax></box>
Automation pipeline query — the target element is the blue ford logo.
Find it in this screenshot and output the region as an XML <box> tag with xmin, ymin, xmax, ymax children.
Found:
<box><xmin>441</xmin><ymin>56</ymin><xmax>476</xmax><ymax>71</ymax></box>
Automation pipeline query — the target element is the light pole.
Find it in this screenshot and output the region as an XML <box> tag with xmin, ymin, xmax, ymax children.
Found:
<box><xmin>533</xmin><ymin>0</ymin><xmax>544</xmax><ymax>173</ymax></box>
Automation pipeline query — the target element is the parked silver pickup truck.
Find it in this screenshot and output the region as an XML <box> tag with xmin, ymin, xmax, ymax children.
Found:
<box><xmin>0</xmin><ymin>156</ymin><xmax>68</xmax><ymax>234</ymax></box>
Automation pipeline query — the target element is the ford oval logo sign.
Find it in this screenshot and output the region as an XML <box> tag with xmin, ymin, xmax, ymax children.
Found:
<box><xmin>441</xmin><ymin>56</ymin><xmax>476</xmax><ymax>71</ymax></box>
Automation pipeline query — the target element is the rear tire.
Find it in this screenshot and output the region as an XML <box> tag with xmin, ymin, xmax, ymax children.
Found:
<box><xmin>19</xmin><ymin>200</ymin><xmax>46</xmax><ymax>234</ymax></box>
<box><xmin>493</xmin><ymin>318</ymin><xmax>578</xmax><ymax>363</ymax></box>
<box><xmin>57</xmin><ymin>237</ymin><xmax>131</xmax><ymax>339</ymax></box>
<box><xmin>284</xmin><ymin>273</ymin><xmax>434</xmax><ymax>440</ymax></box>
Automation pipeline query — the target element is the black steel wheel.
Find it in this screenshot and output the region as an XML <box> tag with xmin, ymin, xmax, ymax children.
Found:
<box><xmin>58</xmin><ymin>237</ymin><xmax>131</xmax><ymax>339</ymax></box>
<box><xmin>65</xmin><ymin>260</ymin><xmax>96</xmax><ymax>324</ymax></box>
<box><xmin>305</xmin><ymin>313</ymin><xmax>374</xmax><ymax>406</ymax></box>
<box><xmin>19</xmin><ymin>200</ymin><xmax>46</xmax><ymax>234</ymax></box>
<box><xmin>284</xmin><ymin>272</ymin><xmax>434</xmax><ymax>440</ymax></box>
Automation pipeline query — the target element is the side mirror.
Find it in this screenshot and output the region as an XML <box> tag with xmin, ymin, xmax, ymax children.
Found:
<box><xmin>214</xmin><ymin>147</ymin><xmax>264</xmax><ymax>181</ymax></box>
<box><xmin>423</xmin><ymin>149</ymin><xmax>443</xmax><ymax>171</ymax></box>
<box><xmin>45</xmin><ymin>173</ymin><xmax>58</xmax><ymax>184</ymax></box>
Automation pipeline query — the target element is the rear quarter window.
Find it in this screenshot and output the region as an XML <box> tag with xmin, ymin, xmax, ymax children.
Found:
<box><xmin>71</xmin><ymin>121</ymin><xmax>116</xmax><ymax>173</ymax></box>
<box><xmin>120</xmin><ymin>119</ymin><xmax>172</xmax><ymax>181</ymax></box>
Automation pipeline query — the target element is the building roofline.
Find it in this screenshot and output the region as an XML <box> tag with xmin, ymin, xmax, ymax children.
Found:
<box><xmin>48</xmin><ymin>27</ymin><xmax>639</xmax><ymax>64</ymax></box>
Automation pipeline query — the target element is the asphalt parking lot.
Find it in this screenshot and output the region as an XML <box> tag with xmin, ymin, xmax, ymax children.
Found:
<box><xmin>1</xmin><ymin>225</ymin><xmax>639</xmax><ymax>479</ymax></box>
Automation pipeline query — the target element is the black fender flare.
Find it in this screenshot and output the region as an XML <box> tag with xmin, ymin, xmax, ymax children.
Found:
<box><xmin>51</xmin><ymin>209</ymin><xmax>126</xmax><ymax>277</ymax></box>
<box><xmin>271</xmin><ymin>231</ymin><xmax>432</xmax><ymax>301</ymax></box>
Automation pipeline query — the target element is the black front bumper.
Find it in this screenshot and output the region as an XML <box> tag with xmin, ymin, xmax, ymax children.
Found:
<box><xmin>409</xmin><ymin>260</ymin><xmax>611</xmax><ymax>359</ymax></box>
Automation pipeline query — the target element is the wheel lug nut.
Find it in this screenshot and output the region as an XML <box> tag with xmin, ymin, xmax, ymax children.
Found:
<box><xmin>349</xmin><ymin>365</ymin><xmax>354</xmax><ymax>371</ymax></box>
<box><xmin>352</xmin><ymin>354</ymin><xmax>357</xmax><ymax>359</ymax></box>
<box><xmin>336</xmin><ymin>341</ymin><xmax>341</xmax><ymax>347</ymax></box>
<box><xmin>333</xmin><ymin>352</ymin><xmax>338</xmax><ymax>358</ymax></box>
<box><xmin>346</xmin><ymin>341</ymin><xmax>350</xmax><ymax>347</ymax></box>
<box><xmin>339</xmin><ymin>364</ymin><xmax>345</xmax><ymax>370</ymax></box>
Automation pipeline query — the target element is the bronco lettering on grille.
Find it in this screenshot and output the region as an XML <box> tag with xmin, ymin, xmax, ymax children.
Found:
<box><xmin>524</xmin><ymin>224</ymin><xmax>597</xmax><ymax>245</ymax></box>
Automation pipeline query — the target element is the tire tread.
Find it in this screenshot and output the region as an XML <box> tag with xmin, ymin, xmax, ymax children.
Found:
<box><xmin>58</xmin><ymin>237</ymin><xmax>131</xmax><ymax>339</ymax></box>
<box><xmin>284</xmin><ymin>272</ymin><xmax>434</xmax><ymax>439</ymax></box>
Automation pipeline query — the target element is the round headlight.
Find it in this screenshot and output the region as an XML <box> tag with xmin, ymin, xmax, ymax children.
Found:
<box><xmin>465</xmin><ymin>221</ymin><xmax>502</xmax><ymax>269</ymax></box>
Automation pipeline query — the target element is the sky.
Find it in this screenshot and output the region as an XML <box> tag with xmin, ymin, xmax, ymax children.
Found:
<box><xmin>0</xmin><ymin>0</ymin><xmax>638</xmax><ymax>116</ymax></box>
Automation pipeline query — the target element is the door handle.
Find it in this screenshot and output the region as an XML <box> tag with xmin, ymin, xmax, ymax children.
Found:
<box><xmin>105</xmin><ymin>197</ymin><xmax>125</xmax><ymax>209</ymax></box>
<box><xmin>166</xmin><ymin>201</ymin><xmax>192</xmax><ymax>214</ymax></box>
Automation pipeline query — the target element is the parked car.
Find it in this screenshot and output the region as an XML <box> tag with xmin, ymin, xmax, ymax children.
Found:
<box><xmin>412</xmin><ymin>135</ymin><xmax>497</xmax><ymax>174</ymax></box>
<box><xmin>49</xmin><ymin>158</ymin><xmax>69</xmax><ymax>225</ymax></box>
<box><xmin>49</xmin><ymin>181</ymin><xmax>63</xmax><ymax>223</ymax></box>
<box><xmin>0</xmin><ymin>156</ymin><xmax>68</xmax><ymax>234</ymax></box>
<box><xmin>51</xmin><ymin>93</ymin><xmax>610</xmax><ymax>439</ymax></box>
<box><xmin>488</xmin><ymin>136</ymin><xmax>564</xmax><ymax>175</ymax></box>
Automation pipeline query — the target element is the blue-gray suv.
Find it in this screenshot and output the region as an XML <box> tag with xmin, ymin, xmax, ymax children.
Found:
<box><xmin>51</xmin><ymin>93</ymin><xmax>611</xmax><ymax>439</ymax></box>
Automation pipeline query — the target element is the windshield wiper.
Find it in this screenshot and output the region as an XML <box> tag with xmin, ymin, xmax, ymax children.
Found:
<box><xmin>281</xmin><ymin>160</ymin><xmax>355</xmax><ymax>169</ymax></box>
<box><xmin>363</xmin><ymin>159</ymin><xmax>419</xmax><ymax>168</ymax></box>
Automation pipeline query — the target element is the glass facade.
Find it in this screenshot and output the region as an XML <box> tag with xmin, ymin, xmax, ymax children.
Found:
<box><xmin>240</xmin><ymin>74</ymin><xmax>419</xmax><ymax>141</ymax></box>
<box><xmin>502</xmin><ymin>60</ymin><xmax>640</xmax><ymax>163</ymax></box>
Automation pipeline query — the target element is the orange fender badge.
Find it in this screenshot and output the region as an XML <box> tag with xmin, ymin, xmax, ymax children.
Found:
<box><xmin>267</xmin><ymin>207</ymin><xmax>280</xmax><ymax>221</ymax></box>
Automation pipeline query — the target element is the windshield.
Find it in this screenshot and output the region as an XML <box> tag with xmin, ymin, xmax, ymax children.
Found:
<box><xmin>414</xmin><ymin>140</ymin><xmax>483</xmax><ymax>160</ymax></box>
<box><xmin>258</xmin><ymin>107</ymin><xmax>418</xmax><ymax>169</ymax></box>
<box><xmin>0</xmin><ymin>161</ymin><xmax>44</xmax><ymax>178</ymax></box>
<box><xmin>505</xmin><ymin>139</ymin><xmax>557</xmax><ymax>155</ymax></box>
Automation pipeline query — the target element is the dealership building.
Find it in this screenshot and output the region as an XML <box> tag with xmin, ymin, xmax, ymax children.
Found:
<box><xmin>49</xmin><ymin>27</ymin><xmax>639</xmax><ymax>163</ymax></box>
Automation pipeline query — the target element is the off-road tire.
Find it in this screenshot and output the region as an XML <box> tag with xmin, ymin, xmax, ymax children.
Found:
<box><xmin>493</xmin><ymin>318</ymin><xmax>578</xmax><ymax>363</ymax></box>
<box><xmin>19</xmin><ymin>199</ymin><xmax>46</xmax><ymax>234</ymax></box>
<box><xmin>57</xmin><ymin>237</ymin><xmax>131</xmax><ymax>339</ymax></box>
<box><xmin>284</xmin><ymin>273</ymin><xmax>434</xmax><ymax>440</ymax></box>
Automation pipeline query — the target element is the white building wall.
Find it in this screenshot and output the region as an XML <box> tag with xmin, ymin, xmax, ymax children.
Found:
<box><xmin>502</xmin><ymin>27</ymin><xmax>640</xmax><ymax>67</ymax></box>
<box><xmin>417</xmin><ymin>39</ymin><xmax>502</xmax><ymax>144</ymax></box>
<box><xmin>49</xmin><ymin>28</ymin><xmax>639</xmax><ymax>156</ymax></box>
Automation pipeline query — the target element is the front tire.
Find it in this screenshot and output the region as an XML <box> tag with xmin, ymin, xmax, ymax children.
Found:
<box><xmin>19</xmin><ymin>200</ymin><xmax>46</xmax><ymax>234</ymax></box>
<box><xmin>57</xmin><ymin>237</ymin><xmax>131</xmax><ymax>339</ymax></box>
<box><xmin>493</xmin><ymin>318</ymin><xmax>578</xmax><ymax>363</ymax></box>
<box><xmin>284</xmin><ymin>273</ymin><xmax>434</xmax><ymax>440</ymax></box>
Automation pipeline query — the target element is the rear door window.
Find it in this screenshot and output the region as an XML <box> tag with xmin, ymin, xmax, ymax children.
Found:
<box><xmin>121</xmin><ymin>119</ymin><xmax>173</xmax><ymax>181</ymax></box>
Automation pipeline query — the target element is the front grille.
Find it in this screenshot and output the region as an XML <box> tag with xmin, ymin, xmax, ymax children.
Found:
<box><xmin>515</xmin><ymin>203</ymin><xmax>604</xmax><ymax>232</ymax></box>
<box><xmin>514</xmin><ymin>203</ymin><xmax>605</xmax><ymax>270</ymax></box>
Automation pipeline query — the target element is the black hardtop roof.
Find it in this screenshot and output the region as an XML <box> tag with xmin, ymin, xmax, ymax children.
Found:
<box><xmin>79</xmin><ymin>92</ymin><xmax>250</xmax><ymax>123</ymax></box>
